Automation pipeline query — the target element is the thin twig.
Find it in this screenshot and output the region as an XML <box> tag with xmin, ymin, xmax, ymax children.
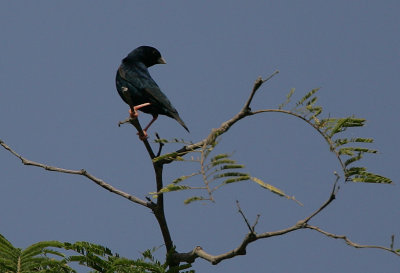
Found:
<box><xmin>236</xmin><ymin>200</ymin><xmax>255</xmax><ymax>233</ymax></box>
<box><xmin>302</xmin><ymin>176</ymin><xmax>339</xmax><ymax>224</ymax></box>
<box><xmin>252</xmin><ymin>214</ymin><xmax>260</xmax><ymax>231</ymax></box>
<box><xmin>306</xmin><ymin>225</ymin><xmax>400</xmax><ymax>257</ymax></box>
<box><xmin>0</xmin><ymin>140</ymin><xmax>150</xmax><ymax>208</ymax></box>
<box><xmin>155</xmin><ymin>133</ymin><xmax>164</xmax><ymax>157</ymax></box>
<box><xmin>243</xmin><ymin>70</ymin><xmax>279</xmax><ymax>111</ymax></box>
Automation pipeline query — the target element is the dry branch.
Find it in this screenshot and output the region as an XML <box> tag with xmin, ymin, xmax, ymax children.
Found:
<box><xmin>0</xmin><ymin>140</ymin><xmax>150</xmax><ymax>208</ymax></box>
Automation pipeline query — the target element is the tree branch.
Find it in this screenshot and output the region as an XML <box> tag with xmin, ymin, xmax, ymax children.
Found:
<box><xmin>236</xmin><ymin>200</ymin><xmax>256</xmax><ymax>234</ymax></box>
<box><xmin>154</xmin><ymin>71</ymin><xmax>280</xmax><ymax>165</ymax></box>
<box><xmin>119</xmin><ymin>117</ymin><xmax>175</xmax><ymax>254</ymax></box>
<box><xmin>243</xmin><ymin>70</ymin><xmax>279</xmax><ymax>111</ymax></box>
<box><xmin>171</xmin><ymin>175</ymin><xmax>397</xmax><ymax>264</ymax></box>
<box><xmin>306</xmin><ymin>224</ymin><xmax>400</xmax><ymax>257</ymax></box>
<box><xmin>0</xmin><ymin>140</ymin><xmax>151</xmax><ymax>208</ymax></box>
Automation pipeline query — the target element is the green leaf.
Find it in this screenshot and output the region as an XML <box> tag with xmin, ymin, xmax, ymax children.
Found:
<box><xmin>184</xmin><ymin>196</ymin><xmax>206</xmax><ymax>204</ymax></box>
<box><xmin>210</xmin><ymin>159</ymin><xmax>237</xmax><ymax>166</ymax></box>
<box><xmin>296</xmin><ymin>88</ymin><xmax>320</xmax><ymax>106</ymax></box>
<box><xmin>350</xmin><ymin>172</ymin><xmax>392</xmax><ymax>184</ymax></box>
<box><xmin>154</xmin><ymin>138</ymin><xmax>169</xmax><ymax>144</ymax></box>
<box><xmin>213</xmin><ymin>172</ymin><xmax>250</xmax><ymax>179</ymax></box>
<box><xmin>211</xmin><ymin>153</ymin><xmax>230</xmax><ymax>162</ymax></box>
<box><xmin>222</xmin><ymin>176</ymin><xmax>251</xmax><ymax>184</ymax></box>
<box><xmin>345</xmin><ymin>166</ymin><xmax>367</xmax><ymax>177</ymax></box>
<box><xmin>0</xmin><ymin>235</ymin><xmax>76</xmax><ymax>273</ymax></box>
<box><xmin>328</xmin><ymin>117</ymin><xmax>366</xmax><ymax>137</ymax></box>
<box><xmin>278</xmin><ymin>88</ymin><xmax>295</xmax><ymax>109</ymax></box>
<box><xmin>306</xmin><ymin>96</ymin><xmax>318</xmax><ymax>107</ymax></box>
<box><xmin>344</xmin><ymin>153</ymin><xmax>363</xmax><ymax>167</ymax></box>
<box><xmin>159</xmin><ymin>184</ymin><xmax>191</xmax><ymax>193</ymax></box>
<box><xmin>250</xmin><ymin>177</ymin><xmax>285</xmax><ymax>197</ymax></box>
<box><xmin>334</xmin><ymin>137</ymin><xmax>374</xmax><ymax>147</ymax></box>
<box><xmin>339</xmin><ymin>147</ymin><xmax>377</xmax><ymax>156</ymax></box>
<box><xmin>172</xmin><ymin>173</ymin><xmax>199</xmax><ymax>184</ymax></box>
<box><xmin>220</xmin><ymin>164</ymin><xmax>245</xmax><ymax>170</ymax></box>
<box><xmin>328</xmin><ymin>118</ymin><xmax>351</xmax><ymax>137</ymax></box>
<box><xmin>310</xmin><ymin>106</ymin><xmax>322</xmax><ymax>114</ymax></box>
<box><xmin>152</xmin><ymin>152</ymin><xmax>180</xmax><ymax>163</ymax></box>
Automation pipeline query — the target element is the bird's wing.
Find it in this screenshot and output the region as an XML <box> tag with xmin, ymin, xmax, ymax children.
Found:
<box><xmin>142</xmin><ymin>86</ymin><xmax>179</xmax><ymax>114</ymax></box>
<box><xmin>119</xmin><ymin>65</ymin><xmax>179</xmax><ymax>114</ymax></box>
<box><xmin>118</xmin><ymin>64</ymin><xmax>189</xmax><ymax>131</ymax></box>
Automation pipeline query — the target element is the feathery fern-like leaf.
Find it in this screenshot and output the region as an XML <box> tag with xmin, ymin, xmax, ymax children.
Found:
<box><xmin>296</xmin><ymin>88</ymin><xmax>320</xmax><ymax>106</ymax></box>
<box><xmin>184</xmin><ymin>196</ymin><xmax>206</xmax><ymax>204</ymax></box>
<box><xmin>278</xmin><ymin>88</ymin><xmax>295</xmax><ymax>109</ymax></box>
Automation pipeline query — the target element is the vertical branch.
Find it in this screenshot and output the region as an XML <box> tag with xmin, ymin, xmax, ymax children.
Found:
<box><xmin>153</xmin><ymin>163</ymin><xmax>174</xmax><ymax>252</ymax></box>
<box><xmin>121</xmin><ymin>117</ymin><xmax>174</xmax><ymax>254</ymax></box>
<box><xmin>129</xmin><ymin>118</ymin><xmax>156</xmax><ymax>159</ymax></box>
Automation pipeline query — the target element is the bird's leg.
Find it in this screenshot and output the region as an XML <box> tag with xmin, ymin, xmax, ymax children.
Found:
<box><xmin>136</xmin><ymin>114</ymin><xmax>158</xmax><ymax>140</ymax></box>
<box><xmin>129</xmin><ymin>102</ymin><xmax>151</xmax><ymax>118</ymax></box>
<box><xmin>143</xmin><ymin>114</ymin><xmax>158</xmax><ymax>133</ymax></box>
<box><xmin>128</xmin><ymin>103</ymin><xmax>154</xmax><ymax>140</ymax></box>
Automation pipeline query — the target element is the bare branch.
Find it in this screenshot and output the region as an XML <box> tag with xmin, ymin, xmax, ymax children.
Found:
<box><xmin>0</xmin><ymin>140</ymin><xmax>150</xmax><ymax>208</ymax></box>
<box><xmin>301</xmin><ymin>176</ymin><xmax>339</xmax><ymax>224</ymax></box>
<box><xmin>252</xmin><ymin>214</ymin><xmax>261</xmax><ymax>231</ymax></box>
<box><xmin>243</xmin><ymin>70</ymin><xmax>279</xmax><ymax>111</ymax></box>
<box><xmin>306</xmin><ymin>224</ymin><xmax>400</xmax><ymax>257</ymax></box>
<box><xmin>155</xmin><ymin>133</ymin><xmax>164</xmax><ymax>157</ymax></box>
<box><xmin>236</xmin><ymin>200</ymin><xmax>255</xmax><ymax>233</ymax></box>
<box><xmin>119</xmin><ymin>117</ymin><xmax>175</xmax><ymax>253</ymax></box>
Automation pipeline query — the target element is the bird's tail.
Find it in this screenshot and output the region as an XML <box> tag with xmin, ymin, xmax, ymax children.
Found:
<box><xmin>173</xmin><ymin>114</ymin><xmax>189</xmax><ymax>132</ymax></box>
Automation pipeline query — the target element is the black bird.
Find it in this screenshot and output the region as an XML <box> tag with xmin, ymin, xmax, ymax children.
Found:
<box><xmin>116</xmin><ymin>46</ymin><xmax>189</xmax><ymax>139</ymax></box>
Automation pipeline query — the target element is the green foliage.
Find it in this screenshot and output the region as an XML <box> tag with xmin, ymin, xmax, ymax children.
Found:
<box><xmin>64</xmin><ymin>241</ymin><xmax>177</xmax><ymax>273</ymax></box>
<box><xmin>0</xmin><ymin>235</ymin><xmax>194</xmax><ymax>273</ymax></box>
<box><xmin>280</xmin><ymin>87</ymin><xmax>392</xmax><ymax>184</ymax></box>
<box><xmin>65</xmin><ymin>242</ymin><xmax>194</xmax><ymax>273</ymax></box>
<box><xmin>278</xmin><ymin>88</ymin><xmax>295</xmax><ymax>109</ymax></box>
<box><xmin>152</xmin><ymin>86</ymin><xmax>391</xmax><ymax>207</ymax></box>
<box><xmin>156</xmin><ymin>142</ymin><xmax>299</xmax><ymax>204</ymax></box>
<box><xmin>0</xmin><ymin>234</ymin><xmax>74</xmax><ymax>273</ymax></box>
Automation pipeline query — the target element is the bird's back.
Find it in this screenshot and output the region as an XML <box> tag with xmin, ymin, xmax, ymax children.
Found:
<box><xmin>116</xmin><ymin>62</ymin><xmax>189</xmax><ymax>131</ymax></box>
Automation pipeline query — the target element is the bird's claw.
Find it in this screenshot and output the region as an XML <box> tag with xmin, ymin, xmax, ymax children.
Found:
<box><xmin>137</xmin><ymin>130</ymin><xmax>149</xmax><ymax>141</ymax></box>
<box><xmin>129</xmin><ymin>108</ymin><xmax>139</xmax><ymax>119</ymax></box>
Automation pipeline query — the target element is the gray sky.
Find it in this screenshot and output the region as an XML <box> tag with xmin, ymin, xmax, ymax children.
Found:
<box><xmin>1</xmin><ymin>1</ymin><xmax>399</xmax><ymax>272</ymax></box>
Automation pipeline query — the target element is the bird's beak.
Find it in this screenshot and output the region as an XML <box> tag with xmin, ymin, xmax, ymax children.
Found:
<box><xmin>158</xmin><ymin>57</ymin><xmax>167</xmax><ymax>64</ymax></box>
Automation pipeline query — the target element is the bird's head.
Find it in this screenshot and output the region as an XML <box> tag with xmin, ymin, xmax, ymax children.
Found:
<box><xmin>123</xmin><ymin>46</ymin><xmax>166</xmax><ymax>67</ymax></box>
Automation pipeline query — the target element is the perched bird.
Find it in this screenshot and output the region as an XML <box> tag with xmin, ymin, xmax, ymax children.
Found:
<box><xmin>116</xmin><ymin>46</ymin><xmax>189</xmax><ymax>139</ymax></box>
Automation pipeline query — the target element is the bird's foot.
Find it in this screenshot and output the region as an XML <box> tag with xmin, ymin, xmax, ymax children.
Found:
<box><xmin>129</xmin><ymin>108</ymin><xmax>139</xmax><ymax>119</ymax></box>
<box><xmin>137</xmin><ymin>130</ymin><xmax>149</xmax><ymax>141</ymax></box>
